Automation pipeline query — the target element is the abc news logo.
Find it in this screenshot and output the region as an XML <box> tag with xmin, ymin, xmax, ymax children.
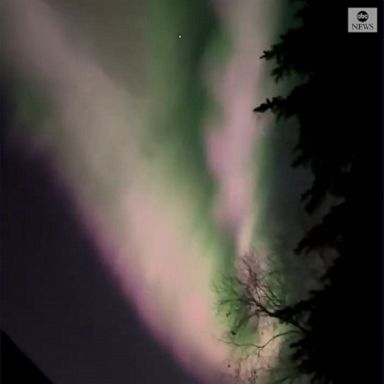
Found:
<box><xmin>348</xmin><ymin>8</ymin><xmax>377</xmax><ymax>33</ymax></box>
<box><xmin>356</xmin><ymin>11</ymin><xmax>369</xmax><ymax>22</ymax></box>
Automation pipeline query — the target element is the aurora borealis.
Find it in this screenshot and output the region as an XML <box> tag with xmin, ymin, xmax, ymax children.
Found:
<box><xmin>1</xmin><ymin>0</ymin><xmax>315</xmax><ymax>383</ymax></box>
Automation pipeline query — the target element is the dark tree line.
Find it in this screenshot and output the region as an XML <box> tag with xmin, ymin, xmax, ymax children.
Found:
<box><xmin>225</xmin><ymin>1</ymin><xmax>382</xmax><ymax>383</ymax></box>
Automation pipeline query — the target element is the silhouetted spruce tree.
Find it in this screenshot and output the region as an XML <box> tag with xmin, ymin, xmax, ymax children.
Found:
<box><xmin>248</xmin><ymin>0</ymin><xmax>382</xmax><ymax>383</ymax></box>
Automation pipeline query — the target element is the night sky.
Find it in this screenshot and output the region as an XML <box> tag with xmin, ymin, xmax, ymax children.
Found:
<box><xmin>1</xmin><ymin>125</ymin><xmax>198</xmax><ymax>384</ymax></box>
<box><xmin>1</xmin><ymin>1</ymin><xmax>320</xmax><ymax>383</ymax></box>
